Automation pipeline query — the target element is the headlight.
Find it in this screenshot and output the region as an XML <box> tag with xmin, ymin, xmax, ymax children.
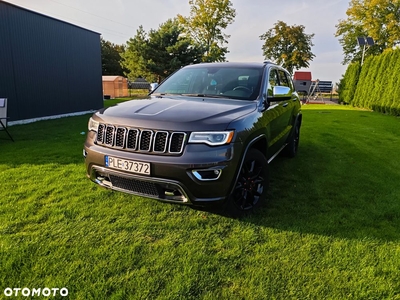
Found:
<box><xmin>188</xmin><ymin>131</ymin><xmax>234</xmax><ymax>146</ymax></box>
<box><xmin>88</xmin><ymin>117</ymin><xmax>99</xmax><ymax>132</ymax></box>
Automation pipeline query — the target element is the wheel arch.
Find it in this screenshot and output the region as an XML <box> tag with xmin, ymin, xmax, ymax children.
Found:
<box><xmin>228</xmin><ymin>134</ymin><xmax>268</xmax><ymax>196</ymax></box>
<box><xmin>286</xmin><ymin>112</ymin><xmax>302</xmax><ymax>142</ymax></box>
<box><xmin>250</xmin><ymin>136</ymin><xmax>268</xmax><ymax>158</ymax></box>
<box><xmin>226</xmin><ymin>135</ymin><xmax>270</xmax><ymax>215</ymax></box>
<box><xmin>295</xmin><ymin>112</ymin><xmax>303</xmax><ymax>127</ymax></box>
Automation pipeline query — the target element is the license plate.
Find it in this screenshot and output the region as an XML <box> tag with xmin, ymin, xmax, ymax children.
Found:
<box><xmin>105</xmin><ymin>156</ymin><xmax>150</xmax><ymax>175</ymax></box>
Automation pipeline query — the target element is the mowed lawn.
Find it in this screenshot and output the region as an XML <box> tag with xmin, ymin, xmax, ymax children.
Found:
<box><xmin>0</xmin><ymin>103</ymin><xmax>400</xmax><ymax>299</ymax></box>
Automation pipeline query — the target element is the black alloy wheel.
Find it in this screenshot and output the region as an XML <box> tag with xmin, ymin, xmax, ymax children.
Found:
<box><xmin>228</xmin><ymin>148</ymin><xmax>268</xmax><ymax>216</ymax></box>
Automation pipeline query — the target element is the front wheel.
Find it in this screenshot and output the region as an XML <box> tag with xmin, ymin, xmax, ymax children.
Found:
<box><xmin>226</xmin><ymin>148</ymin><xmax>269</xmax><ymax>217</ymax></box>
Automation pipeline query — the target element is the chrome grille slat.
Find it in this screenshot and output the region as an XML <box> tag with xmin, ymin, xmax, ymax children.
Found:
<box><xmin>169</xmin><ymin>132</ymin><xmax>186</xmax><ymax>154</ymax></box>
<box><xmin>115</xmin><ymin>127</ymin><xmax>126</xmax><ymax>148</ymax></box>
<box><xmin>96</xmin><ymin>124</ymin><xmax>105</xmax><ymax>143</ymax></box>
<box><xmin>139</xmin><ymin>130</ymin><xmax>153</xmax><ymax>151</ymax></box>
<box><xmin>153</xmin><ymin>131</ymin><xmax>169</xmax><ymax>153</ymax></box>
<box><xmin>126</xmin><ymin>129</ymin><xmax>139</xmax><ymax>150</ymax></box>
<box><xmin>96</xmin><ymin>123</ymin><xmax>185</xmax><ymax>155</ymax></box>
<box><xmin>105</xmin><ymin>125</ymin><xmax>115</xmax><ymax>146</ymax></box>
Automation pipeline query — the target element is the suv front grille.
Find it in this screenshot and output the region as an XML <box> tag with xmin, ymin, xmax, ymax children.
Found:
<box><xmin>109</xmin><ymin>174</ymin><xmax>159</xmax><ymax>196</ymax></box>
<box><xmin>93</xmin><ymin>170</ymin><xmax>188</xmax><ymax>203</ymax></box>
<box><xmin>96</xmin><ymin>124</ymin><xmax>186</xmax><ymax>155</ymax></box>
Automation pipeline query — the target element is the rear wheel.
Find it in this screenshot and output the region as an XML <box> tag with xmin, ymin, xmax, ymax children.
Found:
<box><xmin>227</xmin><ymin>148</ymin><xmax>269</xmax><ymax>217</ymax></box>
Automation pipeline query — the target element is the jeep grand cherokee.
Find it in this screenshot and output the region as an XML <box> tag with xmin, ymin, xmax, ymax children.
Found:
<box><xmin>83</xmin><ymin>62</ymin><xmax>302</xmax><ymax>216</ymax></box>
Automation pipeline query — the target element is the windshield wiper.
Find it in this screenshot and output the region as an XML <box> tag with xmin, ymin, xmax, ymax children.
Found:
<box><xmin>152</xmin><ymin>93</ymin><xmax>176</xmax><ymax>98</ymax></box>
<box><xmin>181</xmin><ymin>93</ymin><xmax>229</xmax><ymax>99</ymax></box>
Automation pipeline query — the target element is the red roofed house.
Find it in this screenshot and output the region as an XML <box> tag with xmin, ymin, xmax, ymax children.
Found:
<box><xmin>293</xmin><ymin>71</ymin><xmax>312</xmax><ymax>95</ymax></box>
<box><xmin>293</xmin><ymin>71</ymin><xmax>312</xmax><ymax>81</ymax></box>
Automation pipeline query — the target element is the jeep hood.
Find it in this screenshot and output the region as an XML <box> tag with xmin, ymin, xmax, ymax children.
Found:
<box><xmin>95</xmin><ymin>96</ymin><xmax>257</xmax><ymax>131</ymax></box>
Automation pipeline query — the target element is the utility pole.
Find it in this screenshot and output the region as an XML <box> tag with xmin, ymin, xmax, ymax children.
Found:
<box><xmin>357</xmin><ymin>37</ymin><xmax>375</xmax><ymax>66</ymax></box>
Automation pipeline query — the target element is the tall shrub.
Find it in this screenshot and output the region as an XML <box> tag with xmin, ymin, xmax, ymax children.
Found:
<box><xmin>362</xmin><ymin>55</ymin><xmax>383</xmax><ymax>109</ymax></box>
<box><xmin>388</xmin><ymin>50</ymin><xmax>400</xmax><ymax>116</ymax></box>
<box><xmin>352</xmin><ymin>57</ymin><xmax>373</xmax><ymax>108</ymax></box>
<box><xmin>370</xmin><ymin>52</ymin><xmax>391</xmax><ymax>112</ymax></box>
<box><xmin>342</xmin><ymin>48</ymin><xmax>400</xmax><ymax>116</ymax></box>
<box><xmin>339</xmin><ymin>62</ymin><xmax>361</xmax><ymax>104</ymax></box>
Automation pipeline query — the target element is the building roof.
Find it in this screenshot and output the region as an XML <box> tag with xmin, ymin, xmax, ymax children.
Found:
<box><xmin>102</xmin><ymin>76</ymin><xmax>126</xmax><ymax>82</ymax></box>
<box><xmin>1</xmin><ymin>1</ymin><xmax>100</xmax><ymax>35</ymax></box>
<box><xmin>293</xmin><ymin>71</ymin><xmax>312</xmax><ymax>81</ymax></box>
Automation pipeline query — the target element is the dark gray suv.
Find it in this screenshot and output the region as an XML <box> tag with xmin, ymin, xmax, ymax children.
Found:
<box><xmin>84</xmin><ymin>62</ymin><xmax>302</xmax><ymax>216</ymax></box>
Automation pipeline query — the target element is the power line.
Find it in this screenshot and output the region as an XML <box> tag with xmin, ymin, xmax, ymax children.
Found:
<box><xmin>3</xmin><ymin>0</ymin><xmax>134</xmax><ymax>42</ymax></box>
<box><xmin>47</xmin><ymin>0</ymin><xmax>137</xmax><ymax>29</ymax></box>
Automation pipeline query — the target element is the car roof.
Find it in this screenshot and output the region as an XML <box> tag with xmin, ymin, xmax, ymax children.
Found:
<box><xmin>183</xmin><ymin>61</ymin><xmax>275</xmax><ymax>69</ymax></box>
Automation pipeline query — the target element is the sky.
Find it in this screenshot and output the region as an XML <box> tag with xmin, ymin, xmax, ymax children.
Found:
<box><xmin>4</xmin><ymin>0</ymin><xmax>350</xmax><ymax>84</ymax></box>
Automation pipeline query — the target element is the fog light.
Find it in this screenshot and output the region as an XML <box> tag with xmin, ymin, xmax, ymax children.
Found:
<box><xmin>192</xmin><ymin>169</ymin><xmax>222</xmax><ymax>181</ymax></box>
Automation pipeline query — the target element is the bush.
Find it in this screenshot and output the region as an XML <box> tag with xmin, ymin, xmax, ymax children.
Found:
<box><xmin>370</xmin><ymin>54</ymin><xmax>390</xmax><ymax>112</ymax></box>
<box><xmin>343</xmin><ymin>48</ymin><xmax>400</xmax><ymax>116</ymax></box>
<box><xmin>338</xmin><ymin>62</ymin><xmax>361</xmax><ymax>105</ymax></box>
<box><xmin>352</xmin><ymin>57</ymin><xmax>373</xmax><ymax>108</ymax></box>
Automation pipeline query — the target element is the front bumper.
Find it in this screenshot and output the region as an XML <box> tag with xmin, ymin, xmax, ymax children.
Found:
<box><xmin>84</xmin><ymin>134</ymin><xmax>243</xmax><ymax>206</ymax></box>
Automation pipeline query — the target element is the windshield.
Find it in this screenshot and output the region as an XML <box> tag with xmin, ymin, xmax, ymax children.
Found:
<box><xmin>154</xmin><ymin>66</ymin><xmax>262</xmax><ymax>100</ymax></box>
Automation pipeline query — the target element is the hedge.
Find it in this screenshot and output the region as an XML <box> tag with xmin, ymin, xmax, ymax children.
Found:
<box><xmin>340</xmin><ymin>48</ymin><xmax>400</xmax><ymax>116</ymax></box>
<box><xmin>338</xmin><ymin>62</ymin><xmax>361</xmax><ymax>105</ymax></box>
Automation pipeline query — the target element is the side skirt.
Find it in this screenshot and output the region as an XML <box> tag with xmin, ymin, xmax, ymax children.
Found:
<box><xmin>267</xmin><ymin>143</ymin><xmax>288</xmax><ymax>164</ymax></box>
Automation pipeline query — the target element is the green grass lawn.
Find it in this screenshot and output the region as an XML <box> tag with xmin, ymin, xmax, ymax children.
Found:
<box><xmin>1</xmin><ymin>103</ymin><xmax>400</xmax><ymax>299</ymax></box>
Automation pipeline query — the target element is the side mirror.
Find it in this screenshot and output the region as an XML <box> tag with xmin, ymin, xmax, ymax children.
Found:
<box><xmin>267</xmin><ymin>86</ymin><xmax>292</xmax><ymax>101</ymax></box>
<box><xmin>149</xmin><ymin>83</ymin><xmax>159</xmax><ymax>93</ymax></box>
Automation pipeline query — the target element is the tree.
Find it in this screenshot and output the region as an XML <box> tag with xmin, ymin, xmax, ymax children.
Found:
<box><xmin>260</xmin><ymin>21</ymin><xmax>315</xmax><ymax>74</ymax></box>
<box><xmin>121</xmin><ymin>19</ymin><xmax>203</xmax><ymax>83</ymax></box>
<box><xmin>178</xmin><ymin>0</ymin><xmax>236</xmax><ymax>62</ymax></box>
<box><xmin>146</xmin><ymin>19</ymin><xmax>203</xmax><ymax>82</ymax></box>
<box><xmin>121</xmin><ymin>26</ymin><xmax>154</xmax><ymax>81</ymax></box>
<box><xmin>100</xmin><ymin>38</ymin><xmax>126</xmax><ymax>75</ymax></box>
<box><xmin>338</xmin><ymin>61</ymin><xmax>361</xmax><ymax>104</ymax></box>
<box><xmin>335</xmin><ymin>0</ymin><xmax>400</xmax><ymax>64</ymax></box>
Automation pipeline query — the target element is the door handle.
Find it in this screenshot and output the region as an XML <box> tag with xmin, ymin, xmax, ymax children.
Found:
<box><xmin>282</xmin><ymin>102</ymin><xmax>288</xmax><ymax>107</ymax></box>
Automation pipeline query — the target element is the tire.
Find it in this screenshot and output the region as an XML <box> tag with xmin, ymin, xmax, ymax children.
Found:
<box><xmin>284</xmin><ymin>120</ymin><xmax>301</xmax><ymax>158</ymax></box>
<box><xmin>226</xmin><ymin>148</ymin><xmax>269</xmax><ymax>217</ymax></box>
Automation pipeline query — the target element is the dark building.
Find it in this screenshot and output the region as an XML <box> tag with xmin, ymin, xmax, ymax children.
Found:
<box><xmin>0</xmin><ymin>1</ymin><xmax>103</xmax><ymax>123</ymax></box>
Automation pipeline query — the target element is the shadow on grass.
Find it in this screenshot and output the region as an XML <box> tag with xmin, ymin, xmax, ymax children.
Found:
<box><xmin>201</xmin><ymin>109</ymin><xmax>400</xmax><ymax>241</ymax></box>
<box><xmin>254</xmin><ymin>150</ymin><xmax>400</xmax><ymax>241</ymax></box>
<box><xmin>195</xmin><ymin>143</ymin><xmax>400</xmax><ymax>242</ymax></box>
<box><xmin>246</xmin><ymin>109</ymin><xmax>400</xmax><ymax>241</ymax></box>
